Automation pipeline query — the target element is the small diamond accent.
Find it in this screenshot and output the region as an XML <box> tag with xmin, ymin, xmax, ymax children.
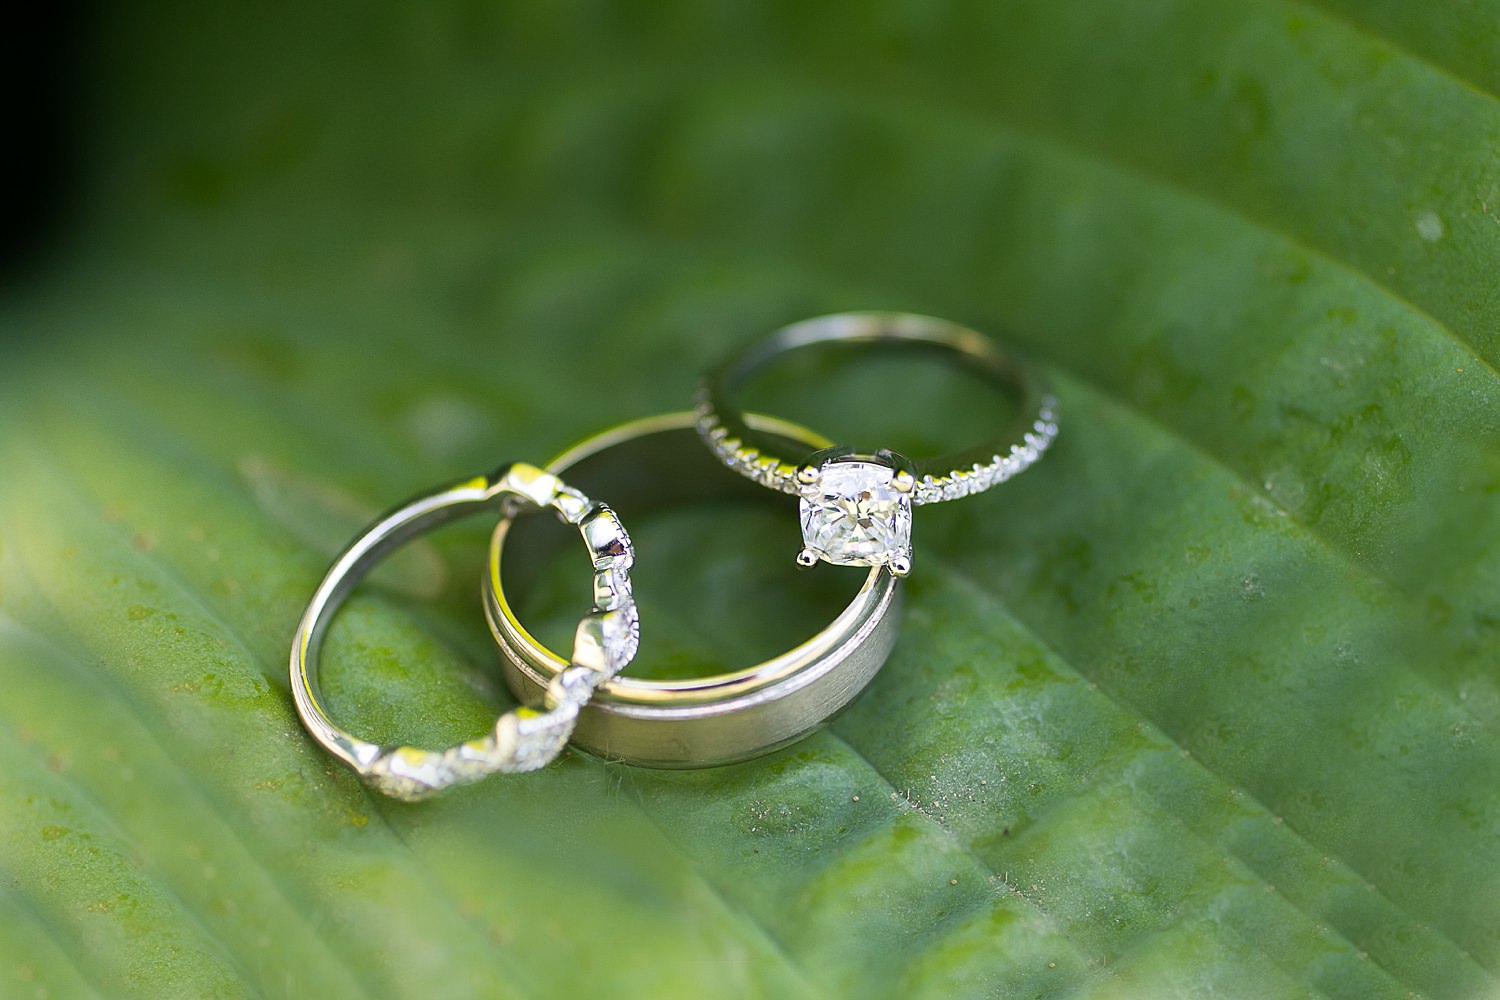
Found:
<box><xmin>506</xmin><ymin>706</ymin><xmax>579</xmax><ymax>772</ymax></box>
<box><xmin>546</xmin><ymin>665</ymin><xmax>600</xmax><ymax>710</ymax></box>
<box><xmin>695</xmin><ymin>381</ymin><xmax>1059</xmax><ymax>508</ymax></box>
<box><xmin>600</xmin><ymin>606</ymin><xmax>640</xmax><ymax>671</ymax></box>
<box><xmin>592</xmin><ymin>565</ymin><xmax>631</xmax><ymax>610</ymax></box>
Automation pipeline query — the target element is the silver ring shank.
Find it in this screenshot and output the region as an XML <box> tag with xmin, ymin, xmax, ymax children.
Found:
<box><xmin>484</xmin><ymin>412</ymin><xmax>902</xmax><ymax>768</ymax></box>
<box><xmin>695</xmin><ymin>311</ymin><xmax>1058</xmax><ymax>504</ymax></box>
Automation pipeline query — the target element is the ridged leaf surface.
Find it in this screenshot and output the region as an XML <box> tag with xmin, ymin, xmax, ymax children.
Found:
<box><xmin>3</xmin><ymin>3</ymin><xmax>1499</xmax><ymax>998</ymax></box>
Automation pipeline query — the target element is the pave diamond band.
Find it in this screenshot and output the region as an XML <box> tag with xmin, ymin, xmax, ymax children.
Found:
<box><xmin>696</xmin><ymin>394</ymin><xmax>1058</xmax><ymax>506</ymax></box>
<box><xmin>485</xmin><ymin>412</ymin><xmax>902</xmax><ymax>768</ymax></box>
<box><xmin>290</xmin><ymin>463</ymin><xmax>638</xmax><ymax>801</ymax></box>
<box><xmin>696</xmin><ymin>312</ymin><xmax>1058</xmax><ymax>574</ymax></box>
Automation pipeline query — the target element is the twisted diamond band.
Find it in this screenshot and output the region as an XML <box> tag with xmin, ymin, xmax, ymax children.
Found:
<box><xmin>290</xmin><ymin>463</ymin><xmax>638</xmax><ymax>801</ymax></box>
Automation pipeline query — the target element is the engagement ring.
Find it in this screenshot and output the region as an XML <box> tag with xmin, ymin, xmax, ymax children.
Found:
<box><xmin>695</xmin><ymin>312</ymin><xmax>1057</xmax><ymax>576</ymax></box>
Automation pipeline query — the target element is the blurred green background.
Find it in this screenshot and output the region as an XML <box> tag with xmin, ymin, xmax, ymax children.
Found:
<box><xmin>3</xmin><ymin>2</ymin><xmax>1500</xmax><ymax>998</ymax></box>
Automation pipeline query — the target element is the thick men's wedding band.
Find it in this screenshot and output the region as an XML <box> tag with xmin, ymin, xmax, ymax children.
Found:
<box><xmin>290</xmin><ymin>463</ymin><xmax>639</xmax><ymax>801</ymax></box>
<box><xmin>485</xmin><ymin>412</ymin><xmax>902</xmax><ymax>768</ymax></box>
<box><xmin>694</xmin><ymin>311</ymin><xmax>1058</xmax><ymax>576</ymax></box>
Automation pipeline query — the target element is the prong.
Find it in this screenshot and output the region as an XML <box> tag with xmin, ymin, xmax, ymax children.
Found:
<box><xmin>888</xmin><ymin>553</ymin><xmax>913</xmax><ymax>578</ymax></box>
<box><xmin>796</xmin><ymin>547</ymin><xmax>820</xmax><ymax>569</ymax></box>
<box><xmin>875</xmin><ymin>449</ymin><xmax>919</xmax><ymax>489</ymax></box>
<box><xmin>795</xmin><ymin>464</ymin><xmax>821</xmax><ymax>487</ymax></box>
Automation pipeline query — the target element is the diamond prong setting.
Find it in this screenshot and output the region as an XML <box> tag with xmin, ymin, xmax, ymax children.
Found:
<box><xmin>797</xmin><ymin>455</ymin><xmax>914</xmax><ymax>570</ymax></box>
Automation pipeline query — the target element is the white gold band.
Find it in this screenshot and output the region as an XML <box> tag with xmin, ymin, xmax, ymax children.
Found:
<box><xmin>484</xmin><ymin>412</ymin><xmax>903</xmax><ymax>768</ymax></box>
<box><xmin>289</xmin><ymin>463</ymin><xmax>638</xmax><ymax>801</ymax></box>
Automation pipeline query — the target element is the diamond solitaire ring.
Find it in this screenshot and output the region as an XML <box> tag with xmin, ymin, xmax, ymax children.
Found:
<box><xmin>695</xmin><ymin>312</ymin><xmax>1057</xmax><ymax>576</ymax></box>
<box><xmin>290</xmin><ymin>463</ymin><xmax>639</xmax><ymax>801</ymax></box>
<box><xmin>485</xmin><ymin>412</ymin><xmax>902</xmax><ymax>768</ymax></box>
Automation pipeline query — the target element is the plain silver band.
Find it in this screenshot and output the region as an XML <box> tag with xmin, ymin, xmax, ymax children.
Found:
<box><xmin>694</xmin><ymin>311</ymin><xmax>1058</xmax><ymax>505</ymax></box>
<box><xmin>484</xmin><ymin>412</ymin><xmax>903</xmax><ymax>768</ymax></box>
<box><xmin>290</xmin><ymin>463</ymin><xmax>638</xmax><ymax>800</ymax></box>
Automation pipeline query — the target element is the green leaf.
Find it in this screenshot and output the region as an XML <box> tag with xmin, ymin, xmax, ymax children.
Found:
<box><xmin>3</xmin><ymin>2</ymin><xmax>1498</xmax><ymax>997</ymax></box>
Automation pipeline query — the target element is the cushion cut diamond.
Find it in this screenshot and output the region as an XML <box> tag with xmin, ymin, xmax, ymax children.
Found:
<box><xmin>799</xmin><ymin>460</ymin><xmax>912</xmax><ymax>567</ymax></box>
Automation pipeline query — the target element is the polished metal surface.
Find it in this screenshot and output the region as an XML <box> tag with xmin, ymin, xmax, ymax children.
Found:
<box><xmin>290</xmin><ymin>463</ymin><xmax>639</xmax><ymax>801</ymax></box>
<box><xmin>484</xmin><ymin>412</ymin><xmax>903</xmax><ymax>768</ymax></box>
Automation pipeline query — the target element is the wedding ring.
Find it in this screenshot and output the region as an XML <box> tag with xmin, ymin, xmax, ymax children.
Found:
<box><xmin>484</xmin><ymin>412</ymin><xmax>902</xmax><ymax>768</ymax></box>
<box><xmin>290</xmin><ymin>463</ymin><xmax>639</xmax><ymax>801</ymax></box>
<box><xmin>694</xmin><ymin>311</ymin><xmax>1058</xmax><ymax>576</ymax></box>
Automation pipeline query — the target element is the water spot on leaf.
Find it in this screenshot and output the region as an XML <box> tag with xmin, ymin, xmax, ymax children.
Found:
<box><xmin>1261</xmin><ymin>468</ymin><xmax>1307</xmax><ymax>518</ymax></box>
<box><xmin>39</xmin><ymin>825</ymin><xmax>68</xmax><ymax>841</ymax></box>
<box><xmin>126</xmin><ymin>604</ymin><xmax>156</xmax><ymax>621</ymax></box>
<box><xmin>1415</xmin><ymin>210</ymin><xmax>1445</xmax><ymax>242</ymax></box>
<box><xmin>1240</xmin><ymin>574</ymin><xmax>1264</xmax><ymax>601</ymax></box>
